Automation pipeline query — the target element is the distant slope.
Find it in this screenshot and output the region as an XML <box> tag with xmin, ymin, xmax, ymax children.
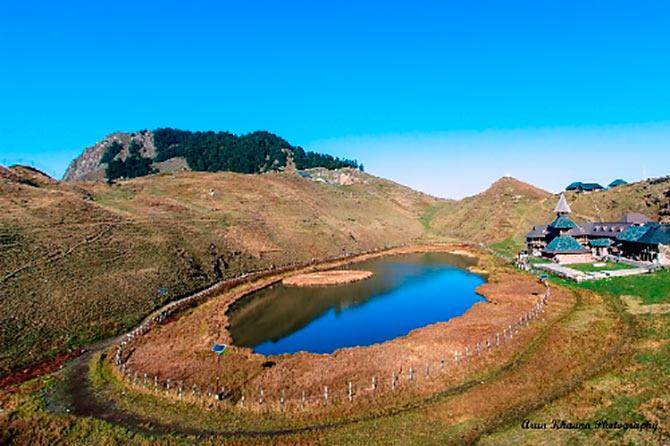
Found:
<box><xmin>63</xmin><ymin>129</ymin><xmax>359</xmax><ymax>182</ymax></box>
<box><xmin>0</xmin><ymin>168</ymin><xmax>436</xmax><ymax>374</ymax></box>
<box><xmin>428</xmin><ymin>177</ymin><xmax>552</xmax><ymax>243</ymax></box>
<box><xmin>565</xmin><ymin>177</ymin><xmax>670</xmax><ymax>223</ymax></box>
<box><xmin>428</xmin><ymin>176</ymin><xmax>670</xmax><ymax>244</ymax></box>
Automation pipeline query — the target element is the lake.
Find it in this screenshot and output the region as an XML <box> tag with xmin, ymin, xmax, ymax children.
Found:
<box><xmin>227</xmin><ymin>252</ymin><xmax>486</xmax><ymax>355</ymax></box>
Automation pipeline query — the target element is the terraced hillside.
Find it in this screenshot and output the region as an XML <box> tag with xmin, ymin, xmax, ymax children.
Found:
<box><xmin>0</xmin><ymin>166</ymin><xmax>437</xmax><ymax>375</ymax></box>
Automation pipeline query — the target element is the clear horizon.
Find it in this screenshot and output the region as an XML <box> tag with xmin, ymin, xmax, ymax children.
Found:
<box><xmin>2</xmin><ymin>1</ymin><xmax>669</xmax><ymax>198</ymax></box>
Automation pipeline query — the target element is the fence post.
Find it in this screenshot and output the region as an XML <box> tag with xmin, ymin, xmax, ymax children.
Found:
<box><xmin>371</xmin><ymin>377</ymin><xmax>377</xmax><ymax>396</ymax></box>
<box><xmin>301</xmin><ymin>390</ymin><xmax>306</xmax><ymax>410</ymax></box>
<box><xmin>391</xmin><ymin>372</ymin><xmax>396</xmax><ymax>390</ymax></box>
<box><xmin>409</xmin><ymin>367</ymin><xmax>414</xmax><ymax>383</ymax></box>
<box><xmin>324</xmin><ymin>386</ymin><xmax>328</xmax><ymax>405</ymax></box>
<box><xmin>348</xmin><ymin>381</ymin><xmax>353</xmax><ymax>402</ymax></box>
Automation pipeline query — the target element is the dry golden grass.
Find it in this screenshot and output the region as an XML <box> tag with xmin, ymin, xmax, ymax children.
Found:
<box><xmin>0</xmin><ymin>169</ymin><xmax>438</xmax><ymax>375</ymax></box>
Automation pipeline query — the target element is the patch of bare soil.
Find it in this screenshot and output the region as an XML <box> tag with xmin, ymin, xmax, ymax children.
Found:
<box><xmin>0</xmin><ymin>350</ymin><xmax>83</xmax><ymax>391</ymax></box>
<box><xmin>622</xmin><ymin>295</ymin><xmax>670</xmax><ymax>314</ymax></box>
<box><xmin>282</xmin><ymin>270</ymin><xmax>373</xmax><ymax>287</ymax></box>
<box><xmin>124</xmin><ymin>245</ymin><xmax>574</xmax><ymax>411</ymax></box>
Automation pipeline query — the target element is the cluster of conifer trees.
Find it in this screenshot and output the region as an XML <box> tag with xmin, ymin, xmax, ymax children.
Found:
<box><xmin>105</xmin><ymin>141</ymin><xmax>155</xmax><ymax>181</ymax></box>
<box><xmin>104</xmin><ymin>128</ymin><xmax>360</xmax><ymax>181</ymax></box>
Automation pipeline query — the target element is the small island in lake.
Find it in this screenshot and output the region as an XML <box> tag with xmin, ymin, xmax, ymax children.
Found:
<box><xmin>282</xmin><ymin>270</ymin><xmax>373</xmax><ymax>287</ymax></box>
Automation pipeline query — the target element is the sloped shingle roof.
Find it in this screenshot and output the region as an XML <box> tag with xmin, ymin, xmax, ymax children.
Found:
<box><xmin>550</xmin><ymin>215</ymin><xmax>577</xmax><ymax>230</ymax></box>
<box><xmin>580</xmin><ymin>183</ymin><xmax>604</xmax><ymax>191</ymax></box>
<box><xmin>554</xmin><ymin>193</ymin><xmax>572</xmax><ymax>214</ymax></box>
<box><xmin>544</xmin><ymin>235</ymin><xmax>588</xmax><ymax>253</ymax></box>
<box><xmin>589</xmin><ymin>238</ymin><xmax>612</xmax><ymax>247</ymax></box>
<box><xmin>616</xmin><ymin>225</ymin><xmax>651</xmax><ymax>242</ymax></box>
<box><xmin>526</xmin><ymin>224</ymin><xmax>548</xmax><ymax>239</ymax></box>
<box><xmin>636</xmin><ymin>224</ymin><xmax>670</xmax><ymax>245</ymax></box>
<box><xmin>580</xmin><ymin>222</ymin><xmax>629</xmax><ymax>237</ymax></box>
<box><xmin>618</xmin><ymin>212</ymin><xmax>651</xmax><ymax>224</ymax></box>
<box><xmin>565</xmin><ymin>182</ymin><xmax>604</xmax><ymax>192</ymax></box>
<box><xmin>608</xmin><ymin>179</ymin><xmax>628</xmax><ymax>188</ymax></box>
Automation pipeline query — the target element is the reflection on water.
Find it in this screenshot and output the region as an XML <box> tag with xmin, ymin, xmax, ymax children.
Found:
<box><xmin>227</xmin><ymin>252</ymin><xmax>485</xmax><ymax>355</ymax></box>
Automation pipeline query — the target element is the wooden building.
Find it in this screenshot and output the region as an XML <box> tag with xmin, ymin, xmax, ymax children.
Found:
<box><xmin>525</xmin><ymin>194</ymin><xmax>662</xmax><ymax>265</ymax></box>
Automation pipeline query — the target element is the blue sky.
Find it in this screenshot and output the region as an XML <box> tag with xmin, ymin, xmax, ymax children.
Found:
<box><xmin>1</xmin><ymin>1</ymin><xmax>669</xmax><ymax>197</ymax></box>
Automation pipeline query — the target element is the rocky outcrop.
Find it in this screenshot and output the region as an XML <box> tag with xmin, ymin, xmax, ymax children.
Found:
<box><xmin>62</xmin><ymin>131</ymin><xmax>155</xmax><ymax>181</ymax></box>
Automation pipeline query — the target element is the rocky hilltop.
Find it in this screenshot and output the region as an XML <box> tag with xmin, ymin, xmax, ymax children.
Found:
<box><xmin>62</xmin><ymin>128</ymin><xmax>359</xmax><ymax>182</ymax></box>
<box><xmin>63</xmin><ymin>131</ymin><xmax>156</xmax><ymax>182</ymax></box>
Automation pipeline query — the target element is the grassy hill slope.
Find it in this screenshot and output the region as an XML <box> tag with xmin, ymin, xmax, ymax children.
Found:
<box><xmin>0</xmin><ymin>168</ymin><xmax>437</xmax><ymax>374</ymax></box>
<box><xmin>427</xmin><ymin>177</ymin><xmax>553</xmax><ymax>243</ymax></box>
<box><xmin>2</xmin><ymin>165</ymin><xmax>668</xmax><ymax>375</ymax></box>
<box><xmin>428</xmin><ymin>175</ymin><xmax>670</xmax><ymax>250</ymax></box>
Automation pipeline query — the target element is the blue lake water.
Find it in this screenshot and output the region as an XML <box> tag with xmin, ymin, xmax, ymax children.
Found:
<box><xmin>227</xmin><ymin>252</ymin><xmax>486</xmax><ymax>355</ymax></box>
